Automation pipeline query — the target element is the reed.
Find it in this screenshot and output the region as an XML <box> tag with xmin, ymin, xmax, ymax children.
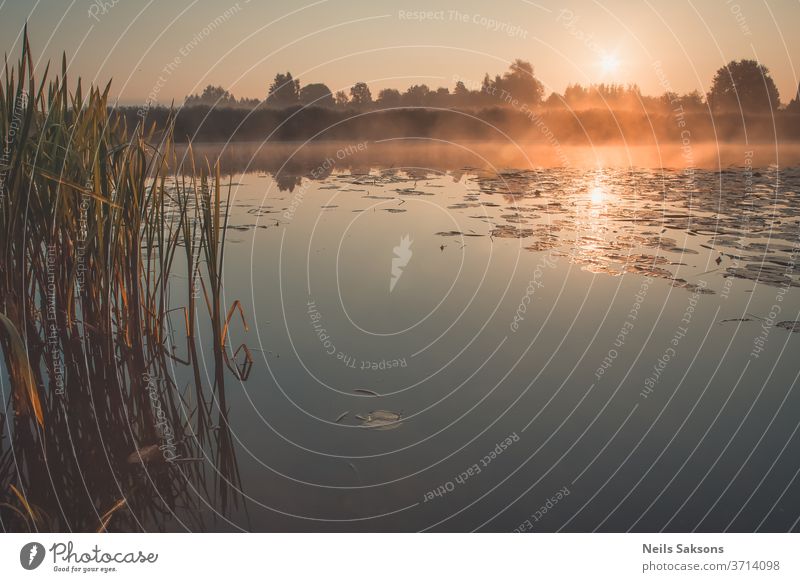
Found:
<box><xmin>0</xmin><ymin>30</ymin><xmax>248</xmax><ymax>532</ymax></box>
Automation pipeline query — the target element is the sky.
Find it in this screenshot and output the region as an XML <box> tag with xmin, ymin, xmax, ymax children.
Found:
<box><xmin>1</xmin><ymin>0</ymin><xmax>798</xmax><ymax>106</ymax></box>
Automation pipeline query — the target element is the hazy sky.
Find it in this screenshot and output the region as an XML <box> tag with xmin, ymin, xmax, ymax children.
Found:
<box><xmin>2</xmin><ymin>0</ymin><xmax>798</xmax><ymax>105</ymax></box>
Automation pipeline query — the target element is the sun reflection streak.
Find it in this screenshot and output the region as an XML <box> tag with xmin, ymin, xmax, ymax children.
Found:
<box><xmin>590</xmin><ymin>185</ymin><xmax>605</xmax><ymax>205</ymax></box>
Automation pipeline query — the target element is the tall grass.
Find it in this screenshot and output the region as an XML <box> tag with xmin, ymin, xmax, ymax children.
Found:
<box><xmin>0</xmin><ymin>31</ymin><xmax>248</xmax><ymax>532</ymax></box>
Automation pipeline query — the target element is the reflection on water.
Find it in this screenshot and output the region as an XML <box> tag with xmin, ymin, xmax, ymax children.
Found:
<box><xmin>5</xmin><ymin>143</ymin><xmax>800</xmax><ymax>532</ymax></box>
<box><xmin>589</xmin><ymin>185</ymin><xmax>606</xmax><ymax>206</ymax></box>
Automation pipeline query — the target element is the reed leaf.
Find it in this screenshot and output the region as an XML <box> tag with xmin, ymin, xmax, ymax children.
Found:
<box><xmin>0</xmin><ymin>314</ymin><xmax>44</xmax><ymax>428</ymax></box>
<box><xmin>96</xmin><ymin>497</ymin><xmax>127</xmax><ymax>533</ymax></box>
<box><xmin>9</xmin><ymin>484</ymin><xmax>38</xmax><ymax>526</ymax></box>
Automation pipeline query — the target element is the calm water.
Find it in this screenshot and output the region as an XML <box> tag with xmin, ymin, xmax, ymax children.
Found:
<box><xmin>152</xmin><ymin>143</ymin><xmax>800</xmax><ymax>532</ymax></box>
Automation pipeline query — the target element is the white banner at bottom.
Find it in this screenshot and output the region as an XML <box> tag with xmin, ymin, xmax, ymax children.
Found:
<box><xmin>1</xmin><ymin>533</ymin><xmax>797</xmax><ymax>581</ymax></box>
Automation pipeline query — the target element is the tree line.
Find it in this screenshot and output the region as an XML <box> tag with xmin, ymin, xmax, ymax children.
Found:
<box><xmin>183</xmin><ymin>58</ymin><xmax>800</xmax><ymax>113</ymax></box>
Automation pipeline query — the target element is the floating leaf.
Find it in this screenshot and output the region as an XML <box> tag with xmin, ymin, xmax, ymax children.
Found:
<box><xmin>353</xmin><ymin>388</ymin><xmax>379</xmax><ymax>396</ymax></box>
<box><xmin>356</xmin><ymin>410</ymin><xmax>403</xmax><ymax>431</ymax></box>
<box><xmin>776</xmin><ymin>321</ymin><xmax>800</xmax><ymax>333</ymax></box>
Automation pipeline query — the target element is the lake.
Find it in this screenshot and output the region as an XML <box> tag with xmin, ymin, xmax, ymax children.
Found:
<box><xmin>150</xmin><ymin>141</ymin><xmax>800</xmax><ymax>532</ymax></box>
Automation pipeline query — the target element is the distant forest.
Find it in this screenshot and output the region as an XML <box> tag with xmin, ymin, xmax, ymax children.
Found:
<box><xmin>119</xmin><ymin>59</ymin><xmax>800</xmax><ymax>143</ymax></box>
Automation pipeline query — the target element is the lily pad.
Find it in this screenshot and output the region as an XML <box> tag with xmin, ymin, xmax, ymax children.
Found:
<box><xmin>356</xmin><ymin>410</ymin><xmax>403</xmax><ymax>430</ymax></box>
<box><xmin>776</xmin><ymin>321</ymin><xmax>800</xmax><ymax>333</ymax></box>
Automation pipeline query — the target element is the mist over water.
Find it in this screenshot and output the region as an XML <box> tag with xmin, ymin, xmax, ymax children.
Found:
<box><xmin>176</xmin><ymin>141</ymin><xmax>800</xmax><ymax>175</ymax></box>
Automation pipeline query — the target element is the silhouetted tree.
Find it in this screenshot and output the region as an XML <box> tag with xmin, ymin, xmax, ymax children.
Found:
<box><xmin>564</xmin><ymin>84</ymin><xmax>588</xmax><ymax>106</ymax></box>
<box><xmin>787</xmin><ymin>83</ymin><xmax>800</xmax><ymax>113</ymax></box>
<box><xmin>238</xmin><ymin>97</ymin><xmax>261</xmax><ymax>108</ymax></box>
<box><xmin>681</xmin><ymin>90</ymin><xmax>705</xmax><ymax>111</ymax></box>
<box><xmin>267</xmin><ymin>72</ymin><xmax>300</xmax><ymax>107</ymax></box>
<box><xmin>481</xmin><ymin>73</ymin><xmax>498</xmax><ymax>97</ymax></box>
<box><xmin>185</xmin><ymin>85</ymin><xmax>237</xmax><ymax>107</ymax></box>
<box><xmin>334</xmin><ymin>90</ymin><xmax>349</xmax><ymax>107</ymax></box>
<box><xmin>452</xmin><ymin>81</ymin><xmax>470</xmax><ymax>106</ymax></box>
<box><xmin>495</xmin><ymin>59</ymin><xmax>544</xmax><ymax>105</ymax></box>
<box><xmin>349</xmin><ymin>82</ymin><xmax>372</xmax><ymax>106</ymax></box>
<box><xmin>707</xmin><ymin>59</ymin><xmax>780</xmax><ymax>113</ymax></box>
<box><xmin>377</xmin><ymin>88</ymin><xmax>401</xmax><ymax>107</ymax></box>
<box><xmin>429</xmin><ymin>87</ymin><xmax>450</xmax><ymax>107</ymax></box>
<box><xmin>174</xmin><ymin>55</ymin><xmax>793</xmax><ymax>118</ymax></box>
<box><xmin>402</xmin><ymin>84</ymin><xmax>430</xmax><ymax>106</ymax></box>
<box><xmin>545</xmin><ymin>92</ymin><xmax>565</xmax><ymax>108</ymax></box>
<box><xmin>561</xmin><ymin>82</ymin><xmax>645</xmax><ymax>110</ymax></box>
<box><xmin>660</xmin><ymin>91</ymin><xmax>679</xmax><ymax>107</ymax></box>
<box><xmin>453</xmin><ymin>81</ymin><xmax>469</xmax><ymax>97</ymax></box>
<box><xmin>299</xmin><ymin>83</ymin><xmax>334</xmax><ymax>107</ymax></box>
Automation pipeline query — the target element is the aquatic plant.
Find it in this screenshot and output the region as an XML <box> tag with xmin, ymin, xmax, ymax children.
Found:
<box><xmin>0</xmin><ymin>30</ymin><xmax>249</xmax><ymax>532</ymax></box>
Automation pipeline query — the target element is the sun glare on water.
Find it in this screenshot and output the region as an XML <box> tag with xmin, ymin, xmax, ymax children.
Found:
<box><xmin>590</xmin><ymin>185</ymin><xmax>605</xmax><ymax>204</ymax></box>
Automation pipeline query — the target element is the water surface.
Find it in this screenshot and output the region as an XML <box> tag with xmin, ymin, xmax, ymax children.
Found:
<box><xmin>171</xmin><ymin>143</ymin><xmax>800</xmax><ymax>531</ymax></box>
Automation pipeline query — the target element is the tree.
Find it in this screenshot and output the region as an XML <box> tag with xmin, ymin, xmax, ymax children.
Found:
<box><xmin>481</xmin><ymin>73</ymin><xmax>494</xmax><ymax>94</ymax></box>
<box><xmin>544</xmin><ymin>92</ymin><xmax>565</xmax><ymax>109</ymax></box>
<box><xmin>349</xmin><ymin>82</ymin><xmax>372</xmax><ymax>106</ymax></box>
<box><xmin>787</xmin><ymin>83</ymin><xmax>800</xmax><ymax>113</ymax></box>
<box><xmin>402</xmin><ymin>84</ymin><xmax>430</xmax><ymax>106</ymax></box>
<box><xmin>451</xmin><ymin>81</ymin><xmax>471</xmax><ymax>107</ymax></box>
<box><xmin>494</xmin><ymin>59</ymin><xmax>544</xmax><ymax>105</ymax></box>
<box><xmin>564</xmin><ymin>83</ymin><xmax>588</xmax><ymax>107</ymax></box>
<box><xmin>430</xmin><ymin>87</ymin><xmax>450</xmax><ymax>106</ymax></box>
<box><xmin>185</xmin><ymin>85</ymin><xmax>236</xmax><ymax>107</ymax></box>
<box><xmin>660</xmin><ymin>91</ymin><xmax>679</xmax><ymax>108</ymax></box>
<box><xmin>707</xmin><ymin>59</ymin><xmax>780</xmax><ymax>113</ymax></box>
<box><xmin>238</xmin><ymin>97</ymin><xmax>261</xmax><ymax>109</ymax></box>
<box><xmin>681</xmin><ymin>90</ymin><xmax>705</xmax><ymax>111</ymax></box>
<box><xmin>453</xmin><ymin>81</ymin><xmax>469</xmax><ymax>97</ymax></box>
<box><xmin>267</xmin><ymin>72</ymin><xmax>300</xmax><ymax>107</ymax></box>
<box><xmin>299</xmin><ymin>83</ymin><xmax>334</xmax><ymax>107</ymax></box>
<box><xmin>334</xmin><ymin>90</ymin><xmax>349</xmax><ymax>107</ymax></box>
<box><xmin>377</xmin><ymin>88</ymin><xmax>401</xmax><ymax>107</ymax></box>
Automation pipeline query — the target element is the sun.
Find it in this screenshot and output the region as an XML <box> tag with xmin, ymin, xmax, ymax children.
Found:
<box><xmin>600</xmin><ymin>54</ymin><xmax>620</xmax><ymax>75</ymax></box>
